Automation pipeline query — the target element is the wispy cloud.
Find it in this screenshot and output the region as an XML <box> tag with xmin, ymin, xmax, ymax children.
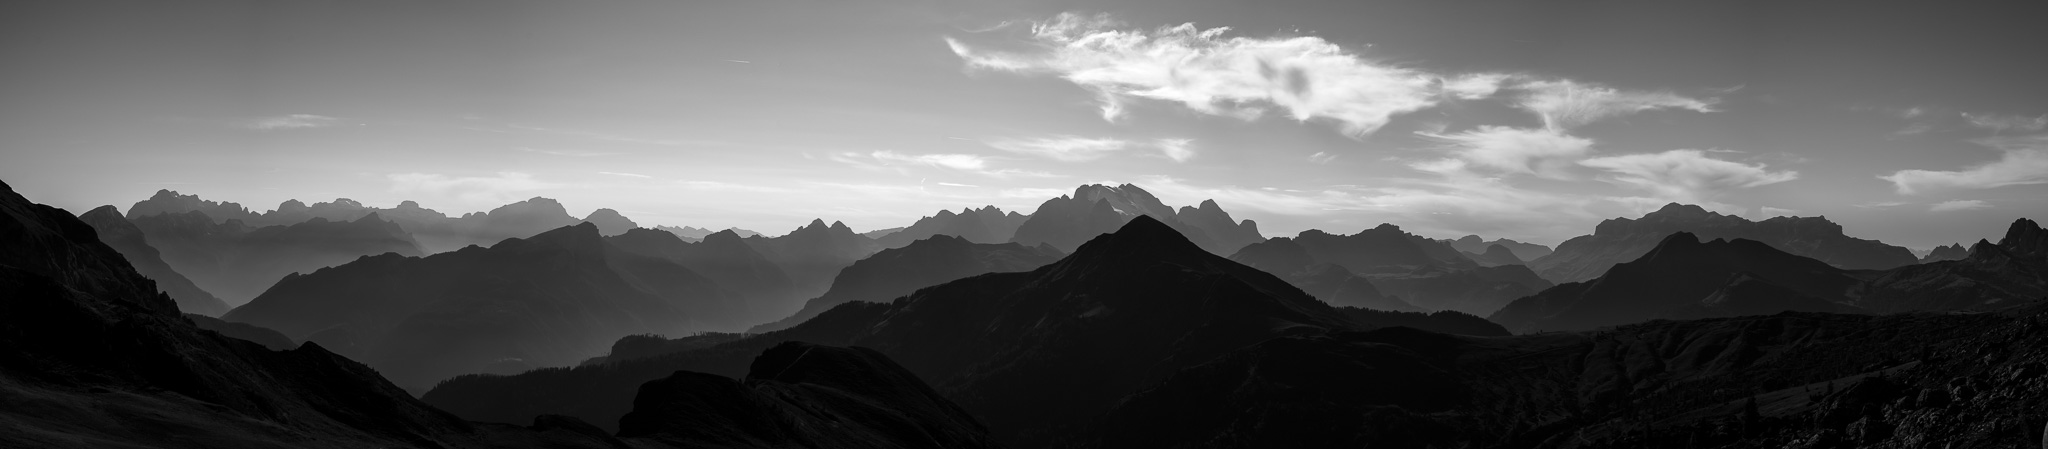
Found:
<box><xmin>934</xmin><ymin>182</ymin><xmax>979</xmax><ymax>187</ymax></box>
<box><xmin>520</xmin><ymin>147</ymin><xmax>626</xmax><ymax>157</ymax></box>
<box><xmin>1961</xmin><ymin>112</ymin><xmax>2047</xmax><ymax>133</ymax></box>
<box><xmin>1855</xmin><ymin>201</ymin><xmax>1911</xmax><ymax>209</ymax></box>
<box><xmin>1578</xmin><ymin>149</ymin><xmax>1798</xmax><ymax>204</ymax></box>
<box><xmin>1517</xmin><ymin>80</ymin><xmax>1715</xmax><ymax>130</ymax></box>
<box><xmin>244</xmin><ymin>114</ymin><xmax>340</xmax><ymax>130</ymax></box>
<box><xmin>1929</xmin><ymin>199</ymin><xmax>1991</xmax><ymax>212</ymax></box>
<box><xmin>1881</xmin><ymin>134</ymin><xmax>2048</xmax><ymax>194</ymax></box>
<box><xmin>386</xmin><ymin>171</ymin><xmax>562</xmax><ymax>205</ymax></box>
<box><xmin>836</xmin><ymin>150</ymin><xmax>1060</xmax><ymax>178</ymax></box>
<box><xmin>598</xmin><ymin>171</ymin><xmax>653</xmax><ymax>179</ymax></box>
<box><xmin>985</xmin><ymin>136</ymin><xmax>1128</xmax><ymax>162</ymax></box>
<box><xmin>1307</xmin><ymin>152</ymin><xmax>1338</xmax><ymax>165</ymax></box>
<box><xmin>870</xmin><ymin>151</ymin><xmax>991</xmax><ymax>171</ymax></box>
<box><xmin>1416</xmin><ymin>126</ymin><xmax>1594</xmax><ymax>179</ymax></box>
<box><xmin>1758</xmin><ymin>206</ymin><xmax>1800</xmax><ymax>217</ymax></box>
<box><xmin>1153</xmin><ymin>138</ymin><xmax>1195</xmax><ymax>162</ymax></box>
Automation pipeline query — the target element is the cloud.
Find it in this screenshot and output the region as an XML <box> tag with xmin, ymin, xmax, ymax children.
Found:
<box><xmin>1441</xmin><ymin>73</ymin><xmax>1508</xmax><ymax>100</ymax></box>
<box><xmin>985</xmin><ymin>136</ymin><xmax>1128</xmax><ymax>162</ymax></box>
<box><xmin>870</xmin><ymin>151</ymin><xmax>991</xmax><ymax>170</ymax></box>
<box><xmin>1578</xmin><ymin>149</ymin><xmax>1798</xmax><ymax>204</ymax></box>
<box><xmin>1307</xmin><ymin>152</ymin><xmax>1338</xmax><ymax>164</ymax></box>
<box><xmin>1881</xmin><ymin>134</ymin><xmax>2048</xmax><ymax>194</ymax></box>
<box><xmin>521</xmin><ymin>147</ymin><xmax>625</xmax><ymax>157</ymax></box>
<box><xmin>1855</xmin><ymin>201</ymin><xmax>1910</xmax><ymax>209</ymax></box>
<box><xmin>947</xmin><ymin>12</ymin><xmax>1451</xmax><ymax>136</ymax></box>
<box><xmin>1417</xmin><ymin>126</ymin><xmax>1595</xmax><ymax>179</ymax></box>
<box><xmin>1517</xmin><ymin>80</ymin><xmax>1715</xmax><ymax>130</ymax></box>
<box><xmin>1758</xmin><ymin>206</ymin><xmax>1799</xmax><ymax>218</ymax></box>
<box><xmin>386</xmin><ymin>172</ymin><xmax>562</xmax><ymax>205</ymax></box>
<box><xmin>934</xmin><ymin>182</ymin><xmax>979</xmax><ymax>187</ymax></box>
<box><xmin>1962</xmin><ymin>113</ymin><xmax>2047</xmax><ymax>133</ymax></box>
<box><xmin>244</xmin><ymin>114</ymin><xmax>340</xmax><ymax>130</ymax></box>
<box><xmin>1153</xmin><ymin>138</ymin><xmax>1195</xmax><ymax>162</ymax></box>
<box><xmin>1929</xmin><ymin>199</ymin><xmax>1991</xmax><ymax>212</ymax></box>
<box><xmin>598</xmin><ymin>171</ymin><xmax>653</xmax><ymax>179</ymax></box>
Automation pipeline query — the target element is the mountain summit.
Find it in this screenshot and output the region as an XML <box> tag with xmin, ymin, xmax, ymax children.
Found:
<box><xmin>1530</xmin><ymin>203</ymin><xmax>1916</xmax><ymax>283</ymax></box>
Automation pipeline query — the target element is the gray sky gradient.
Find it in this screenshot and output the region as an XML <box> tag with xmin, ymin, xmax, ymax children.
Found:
<box><xmin>3</xmin><ymin>0</ymin><xmax>2044</xmax><ymax>249</ymax></box>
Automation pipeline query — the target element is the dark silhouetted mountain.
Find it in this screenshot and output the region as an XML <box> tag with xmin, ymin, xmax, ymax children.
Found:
<box><xmin>1665</xmin><ymin>272</ymin><xmax>1862</xmax><ymax>320</ymax></box>
<box><xmin>222</xmin><ymin>223</ymin><xmax>738</xmax><ymax>393</ymax></box>
<box><xmin>1227</xmin><ymin>237</ymin><xmax>1424</xmax><ymax>312</ymax></box>
<box><xmin>1445</xmin><ymin>234</ymin><xmax>1554</xmax><ymax>261</ymax></box>
<box><xmin>862</xmin><ymin>226</ymin><xmax>905</xmax><ymax>239</ymax></box>
<box><xmin>617</xmin><ymin>342</ymin><xmax>1000</xmax><ymax>449</ymax></box>
<box><xmin>132</xmin><ymin>211</ymin><xmax>426</xmax><ymax>305</ymax></box>
<box><xmin>1490</xmin><ymin>232</ymin><xmax>1866</xmax><ymax>333</ymax></box>
<box><xmin>579</xmin><ymin>208</ymin><xmax>639</xmax><ymax>236</ymax></box>
<box><xmin>656</xmin><ymin>224</ymin><xmax>715</xmax><ymax>241</ymax></box>
<box><xmin>1919</xmin><ymin>243</ymin><xmax>1970</xmax><ymax>263</ymax></box>
<box><xmin>0</xmin><ymin>179</ymin><xmax>640</xmax><ymax>448</ymax></box>
<box><xmin>741</xmin><ymin>219</ymin><xmax>882</xmax><ymax>308</ymax></box>
<box><xmin>1238</xmin><ymin>227</ymin><xmax>1550</xmax><ymax>315</ymax></box>
<box><xmin>1009</xmin><ymin>183</ymin><xmax>1259</xmax><ymax>254</ymax></box>
<box><xmin>747</xmin><ymin>234</ymin><xmax>1064</xmax><ymax>334</ymax></box>
<box><xmin>1853</xmin><ymin>218</ymin><xmax>2048</xmax><ymax>312</ymax></box>
<box><xmin>1465</xmin><ymin>243</ymin><xmax>1525</xmax><ymax>267</ymax></box>
<box><xmin>424</xmin><ymin>216</ymin><xmax>1511</xmax><ymax>446</ymax></box>
<box><xmin>1530</xmin><ymin>203</ymin><xmax>1917</xmax><ymax>283</ymax></box>
<box><xmin>185</xmin><ymin>313</ymin><xmax>296</xmax><ymax>350</ymax></box>
<box><xmin>77</xmin><ymin>205</ymin><xmax>231</xmax><ymax>316</ymax></box>
<box><xmin>875</xmin><ymin>206</ymin><xmax>1031</xmax><ymax>248</ymax></box>
<box><xmin>607</xmin><ymin>228</ymin><xmax>796</xmax><ymax>328</ymax></box>
<box><xmin>124</xmin><ymin>188</ymin><xmax>261</xmax><ymax>222</ymax></box>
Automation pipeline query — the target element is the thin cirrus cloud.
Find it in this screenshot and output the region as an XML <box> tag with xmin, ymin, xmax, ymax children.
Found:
<box><xmin>1578</xmin><ymin>149</ymin><xmax>1798</xmax><ymax>205</ymax></box>
<box><xmin>597</xmin><ymin>171</ymin><xmax>653</xmax><ymax>179</ymax></box>
<box><xmin>1929</xmin><ymin>199</ymin><xmax>1991</xmax><ymax>212</ymax></box>
<box><xmin>1881</xmin><ymin>134</ymin><xmax>2048</xmax><ymax>194</ymax></box>
<box><xmin>386</xmin><ymin>171</ymin><xmax>562</xmax><ymax>205</ymax></box>
<box><xmin>243</xmin><ymin>114</ymin><xmax>340</xmax><ymax>130</ymax></box>
<box><xmin>845</xmin><ymin>150</ymin><xmax>1059</xmax><ymax>178</ymax></box>
<box><xmin>1961</xmin><ymin>113</ymin><xmax>2047</xmax><ymax>133</ymax></box>
<box><xmin>1307</xmin><ymin>152</ymin><xmax>1338</xmax><ymax>164</ymax></box>
<box><xmin>1415</xmin><ymin>126</ymin><xmax>1595</xmax><ymax>179</ymax></box>
<box><xmin>984</xmin><ymin>136</ymin><xmax>1128</xmax><ymax>162</ymax></box>
<box><xmin>1153</xmin><ymin>138</ymin><xmax>1195</xmax><ymax>162</ymax></box>
<box><xmin>1517</xmin><ymin>79</ymin><xmax>1717</xmax><ymax>131</ymax></box>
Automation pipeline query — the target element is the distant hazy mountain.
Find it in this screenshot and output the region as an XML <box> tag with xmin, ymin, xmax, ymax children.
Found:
<box><xmin>1919</xmin><ymin>243</ymin><xmax>1969</xmax><ymax>263</ymax></box>
<box><xmin>742</xmin><ymin>219</ymin><xmax>883</xmax><ymax>308</ymax></box>
<box><xmin>1463</xmin><ymin>243</ymin><xmax>1526</xmax><ymax>267</ymax></box>
<box><xmin>1239</xmin><ymin>224</ymin><xmax>1553</xmax><ymax>315</ymax></box>
<box><xmin>423</xmin><ymin>217</ymin><xmax>1502</xmax><ymax>444</ymax></box>
<box><xmin>132</xmin><ymin>211</ymin><xmax>425</xmax><ymax>305</ymax></box>
<box><xmin>0</xmin><ymin>179</ymin><xmax>639</xmax><ymax>448</ymax></box>
<box><xmin>1489</xmin><ymin>232</ymin><xmax>1867</xmax><ymax>333</ymax></box>
<box><xmin>656</xmin><ymin>224</ymin><xmax>715</xmax><ymax>241</ymax></box>
<box><xmin>77</xmin><ymin>205</ymin><xmax>231</xmax><ymax>316</ymax></box>
<box><xmin>125</xmin><ymin>188</ymin><xmax>264</xmax><ymax>223</ymax></box>
<box><xmin>607</xmin><ymin>228</ymin><xmax>797</xmax><ymax>327</ymax></box>
<box><xmin>579</xmin><ymin>208</ymin><xmax>638</xmax><ymax>236</ymax></box>
<box><xmin>222</xmin><ymin>222</ymin><xmax>737</xmax><ymax>393</ymax></box>
<box><xmin>748</xmin><ymin>235</ymin><xmax>1064</xmax><ymax>334</ymax></box>
<box><xmin>618</xmin><ymin>341</ymin><xmax>1000</xmax><ymax>449</ymax></box>
<box><xmin>861</xmin><ymin>226</ymin><xmax>905</xmax><ymax>239</ymax></box>
<box><xmin>126</xmin><ymin>190</ymin><xmax>606</xmax><ymax>253</ymax></box>
<box><xmin>1010</xmin><ymin>183</ymin><xmax>1262</xmax><ymax>255</ymax></box>
<box><xmin>1530</xmin><ymin>203</ymin><xmax>1917</xmax><ymax>283</ymax></box>
<box><xmin>1853</xmin><ymin>218</ymin><xmax>2048</xmax><ymax>313</ymax></box>
<box><xmin>874</xmin><ymin>206</ymin><xmax>1030</xmax><ymax>248</ymax></box>
<box><xmin>1229</xmin><ymin>236</ymin><xmax>1422</xmax><ymax>312</ymax></box>
<box><xmin>1444</xmin><ymin>234</ymin><xmax>1553</xmax><ymax>261</ymax></box>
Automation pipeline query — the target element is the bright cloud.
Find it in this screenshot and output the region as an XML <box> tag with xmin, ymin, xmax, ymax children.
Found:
<box><xmin>387</xmin><ymin>171</ymin><xmax>563</xmax><ymax>205</ymax></box>
<box><xmin>244</xmin><ymin>114</ymin><xmax>340</xmax><ymax>130</ymax></box>
<box><xmin>1578</xmin><ymin>149</ymin><xmax>1798</xmax><ymax>204</ymax></box>
<box><xmin>870</xmin><ymin>151</ymin><xmax>990</xmax><ymax>170</ymax></box>
<box><xmin>948</xmin><ymin>12</ymin><xmax>1452</xmax><ymax>136</ymax></box>
<box><xmin>1154</xmin><ymin>138</ymin><xmax>1195</xmax><ymax>162</ymax></box>
<box><xmin>1417</xmin><ymin>126</ymin><xmax>1595</xmax><ymax>179</ymax></box>
<box><xmin>985</xmin><ymin>136</ymin><xmax>1128</xmax><ymax>162</ymax></box>
<box><xmin>1881</xmin><ymin>134</ymin><xmax>2048</xmax><ymax>194</ymax></box>
<box><xmin>1307</xmin><ymin>152</ymin><xmax>1338</xmax><ymax>164</ymax></box>
<box><xmin>1929</xmin><ymin>199</ymin><xmax>1991</xmax><ymax>212</ymax></box>
<box><xmin>1517</xmin><ymin>80</ymin><xmax>1716</xmax><ymax>130</ymax></box>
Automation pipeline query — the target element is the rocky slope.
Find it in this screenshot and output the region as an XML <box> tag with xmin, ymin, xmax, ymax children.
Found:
<box><xmin>76</xmin><ymin>205</ymin><xmax>231</xmax><ymax>316</ymax></box>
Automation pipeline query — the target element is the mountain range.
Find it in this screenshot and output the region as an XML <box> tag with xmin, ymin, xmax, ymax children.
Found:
<box><xmin>874</xmin><ymin>206</ymin><xmax>1030</xmax><ymax>248</ymax></box>
<box><xmin>129</xmin><ymin>210</ymin><xmax>426</xmax><ymax>305</ymax></box>
<box><xmin>77</xmin><ymin>205</ymin><xmax>231</xmax><ymax>316</ymax></box>
<box><xmin>747</xmin><ymin>234</ymin><xmax>1064</xmax><ymax>333</ymax></box>
<box><xmin>1010</xmin><ymin>184</ymin><xmax>1264</xmax><ymax>255</ymax></box>
<box><xmin>1529</xmin><ymin>203</ymin><xmax>1919</xmax><ymax>283</ymax></box>
<box><xmin>1444</xmin><ymin>234</ymin><xmax>1554</xmax><ymax>261</ymax></box>
<box><xmin>1235</xmin><ymin>224</ymin><xmax>1555</xmax><ymax>316</ymax></box>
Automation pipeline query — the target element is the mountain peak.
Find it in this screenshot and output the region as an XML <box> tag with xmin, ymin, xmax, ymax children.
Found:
<box><xmin>83</xmin><ymin>204</ymin><xmax>122</xmax><ymax>219</ymax></box>
<box><xmin>1998</xmin><ymin>217</ymin><xmax>2044</xmax><ymax>257</ymax></box>
<box><xmin>1652</xmin><ymin>202</ymin><xmax>1712</xmax><ymax>216</ymax></box>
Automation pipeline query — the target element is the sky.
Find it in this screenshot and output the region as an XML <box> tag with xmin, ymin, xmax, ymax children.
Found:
<box><xmin>3</xmin><ymin>0</ymin><xmax>2044</xmax><ymax>249</ymax></box>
